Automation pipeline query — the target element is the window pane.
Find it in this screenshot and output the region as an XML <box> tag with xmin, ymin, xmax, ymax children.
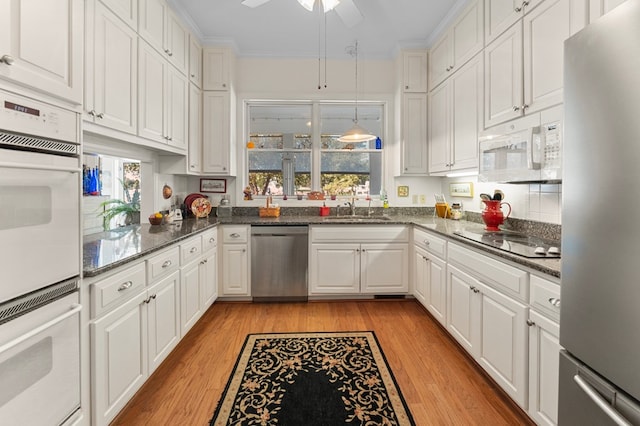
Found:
<box><xmin>248</xmin><ymin>151</ymin><xmax>310</xmax><ymax>195</ymax></box>
<box><xmin>320</xmin><ymin>152</ymin><xmax>382</xmax><ymax>197</ymax></box>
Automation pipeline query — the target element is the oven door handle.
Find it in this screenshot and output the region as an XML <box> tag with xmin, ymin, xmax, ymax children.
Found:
<box><xmin>0</xmin><ymin>161</ymin><xmax>80</xmax><ymax>173</ymax></box>
<box><xmin>0</xmin><ymin>303</ymin><xmax>82</xmax><ymax>355</ymax></box>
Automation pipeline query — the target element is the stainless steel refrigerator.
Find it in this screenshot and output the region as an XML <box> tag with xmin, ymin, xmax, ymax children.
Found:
<box><xmin>560</xmin><ymin>1</ymin><xmax>640</xmax><ymax>424</ymax></box>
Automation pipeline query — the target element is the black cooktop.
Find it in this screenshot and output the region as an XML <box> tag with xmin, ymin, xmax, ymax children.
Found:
<box><xmin>453</xmin><ymin>229</ymin><xmax>561</xmax><ymax>258</ymax></box>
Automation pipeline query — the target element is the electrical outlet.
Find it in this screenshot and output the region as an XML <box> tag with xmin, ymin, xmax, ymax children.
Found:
<box><xmin>419</xmin><ymin>194</ymin><xmax>426</xmax><ymax>204</ymax></box>
<box><xmin>412</xmin><ymin>195</ymin><xmax>418</xmax><ymax>204</ymax></box>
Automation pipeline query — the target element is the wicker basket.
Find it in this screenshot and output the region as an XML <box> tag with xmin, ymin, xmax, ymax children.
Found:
<box><xmin>259</xmin><ymin>207</ymin><xmax>280</xmax><ymax>217</ymax></box>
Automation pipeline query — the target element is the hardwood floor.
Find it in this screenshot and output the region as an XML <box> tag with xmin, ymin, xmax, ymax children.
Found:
<box><xmin>111</xmin><ymin>300</ymin><xmax>533</xmax><ymax>425</ymax></box>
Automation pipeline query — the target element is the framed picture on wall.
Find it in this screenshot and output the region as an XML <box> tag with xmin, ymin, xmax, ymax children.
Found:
<box><xmin>449</xmin><ymin>182</ymin><xmax>473</xmax><ymax>198</ymax></box>
<box><xmin>200</xmin><ymin>178</ymin><xmax>226</xmax><ymax>193</ymax></box>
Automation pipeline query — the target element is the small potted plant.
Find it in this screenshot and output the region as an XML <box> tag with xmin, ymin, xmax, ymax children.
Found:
<box><xmin>99</xmin><ymin>179</ymin><xmax>140</xmax><ymax>230</ymax></box>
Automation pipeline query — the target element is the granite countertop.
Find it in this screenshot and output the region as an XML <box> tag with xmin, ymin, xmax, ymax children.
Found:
<box><xmin>83</xmin><ymin>211</ymin><xmax>561</xmax><ymax>279</ymax></box>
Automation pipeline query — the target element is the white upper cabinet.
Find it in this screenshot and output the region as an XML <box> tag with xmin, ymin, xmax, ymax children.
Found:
<box><xmin>0</xmin><ymin>0</ymin><xmax>83</xmax><ymax>104</ymax></box>
<box><xmin>203</xmin><ymin>48</ymin><xmax>233</xmax><ymax>91</ymax></box>
<box><xmin>484</xmin><ymin>0</ymin><xmax>545</xmax><ymax>45</ymax></box>
<box><xmin>402</xmin><ymin>50</ymin><xmax>428</xmax><ymax>92</ymax></box>
<box><xmin>400</xmin><ymin>93</ymin><xmax>428</xmax><ymax>175</ymax></box>
<box><xmin>85</xmin><ymin>0</ymin><xmax>137</xmax><ymax>134</ymax></box>
<box><xmin>188</xmin><ymin>35</ymin><xmax>203</xmax><ymax>88</ymax></box>
<box><xmin>202</xmin><ymin>91</ymin><xmax>235</xmax><ymax>174</ymax></box>
<box><xmin>485</xmin><ymin>0</ymin><xmax>588</xmax><ymax>128</ymax></box>
<box><xmin>138</xmin><ymin>0</ymin><xmax>188</xmax><ymax>74</ymax></box>
<box><xmin>428</xmin><ymin>0</ymin><xmax>483</xmax><ymax>90</ymax></box>
<box><xmin>100</xmin><ymin>0</ymin><xmax>137</xmax><ymax>30</ymax></box>
<box><xmin>589</xmin><ymin>0</ymin><xmax>627</xmax><ymax>21</ymax></box>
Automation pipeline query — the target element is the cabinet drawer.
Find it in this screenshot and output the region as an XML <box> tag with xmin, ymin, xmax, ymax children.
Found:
<box><xmin>91</xmin><ymin>262</ymin><xmax>146</xmax><ymax>318</ymax></box>
<box><xmin>202</xmin><ymin>228</ymin><xmax>217</xmax><ymax>253</ymax></box>
<box><xmin>180</xmin><ymin>236</ymin><xmax>203</xmax><ymax>265</ymax></box>
<box><xmin>222</xmin><ymin>225</ymin><xmax>249</xmax><ymax>243</ymax></box>
<box><xmin>448</xmin><ymin>243</ymin><xmax>528</xmax><ymax>301</ymax></box>
<box><xmin>310</xmin><ymin>225</ymin><xmax>409</xmax><ymax>243</ymax></box>
<box><xmin>147</xmin><ymin>246</ymin><xmax>180</xmax><ymax>282</ymax></box>
<box><xmin>413</xmin><ymin>227</ymin><xmax>447</xmax><ymax>258</ymax></box>
<box><xmin>530</xmin><ymin>274</ymin><xmax>560</xmax><ymax>321</ymax></box>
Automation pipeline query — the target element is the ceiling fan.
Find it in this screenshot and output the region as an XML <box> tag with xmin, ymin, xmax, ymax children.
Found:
<box><xmin>240</xmin><ymin>0</ymin><xmax>363</xmax><ymax>28</ymax></box>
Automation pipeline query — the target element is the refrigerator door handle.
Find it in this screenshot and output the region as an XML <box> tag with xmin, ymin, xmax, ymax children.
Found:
<box><xmin>574</xmin><ymin>375</ymin><xmax>633</xmax><ymax>426</ymax></box>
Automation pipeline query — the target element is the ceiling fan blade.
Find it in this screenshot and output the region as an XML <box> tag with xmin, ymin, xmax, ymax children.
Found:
<box><xmin>241</xmin><ymin>0</ymin><xmax>272</xmax><ymax>8</ymax></box>
<box><xmin>334</xmin><ymin>0</ymin><xmax>363</xmax><ymax>28</ymax></box>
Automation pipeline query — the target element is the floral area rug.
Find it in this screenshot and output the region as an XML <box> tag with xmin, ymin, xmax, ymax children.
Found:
<box><xmin>209</xmin><ymin>332</ymin><xmax>415</xmax><ymax>426</ymax></box>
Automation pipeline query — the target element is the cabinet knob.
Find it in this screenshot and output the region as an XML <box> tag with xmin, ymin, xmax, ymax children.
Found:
<box><xmin>522</xmin><ymin>104</ymin><xmax>529</xmax><ymax>111</ymax></box>
<box><xmin>470</xmin><ymin>285</ymin><xmax>476</xmax><ymax>291</ymax></box>
<box><xmin>88</xmin><ymin>110</ymin><xmax>96</xmax><ymax>117</ymax></box>
<box><xmin>190</xmin><ymin>246</ymin><xmax>198</xmax><ymax>253</ymax></box>
<box><xmin>548</xmin><ymin>297</ymin><xmax>561</xmax><ymax>307</ymax></box>
<box><xmin>242</xmin><ymin>248</ymin><xmax>246</xmax><ymax>253</ymax></box>
<box><xmin>424</xmin><ymin>240</ymin><xmax>430</xmax><ymax>246</ymax></box>
<box><xmin>96</xmin><ymin>112</ymin><xmax>104</xmax><ymax>119</ymax></box>
<box><xmin>222</xmin><ymin>83</ymin><xmax>227</xmax><ymax>88</ymax></box>
<box><xmin>473</xmin><ymin>288</ymin><xmax>480</xmax><ymax>293</ymax></box>
<box><xmin>118</xmin><ymin>281</ymin><xmax>133</xmax><ymax>292</ymax></box>
<box><xmin>209</xmin><ymin>237</ymin><xmax>215</xmax><ymax>243</ymax></box>
<box><xmin>164</xmin><ymin>49</ymin><xmax>170</xmax><ymax>54</ymax></box>
<box><xmin>513</xmin><ymin>105</ymin><xmax>520</xmax><ymax>112</ymax></box>
<box><xmin>191</xmin><ymin>73</ymin><xmax>195</xmax><ymax>77</ymax></box>
<box><xmin>422</xmin><ymin>256</ymin><xmax>428</xmax><ymax>261</ymax></box>
<box><xmin>162</xmin><ymin>260</ymin><xmax>172</xmax><ymax>268</ymax></box>
<box><xmin>526</xmin><ymin>319</ymin><xmax>536</xmax><ymax>327</ymax></box>
<box><xmin>230</xmin><ymin>233</ymin><xmax>240</xmax><ymax>238</ymax></box>
<box><xmin>0</xmin><ymin>54</ymin><xmax>15</xmax><ymax>65</ymax></box>
<box><xmin>405</xmin><ymin>85</ymin><xmax>409</xmax><ymax>90</ymax></box>
<box><xmin>515</xmin><ymin>5</ymin><xmax>523</xmax><ymax>12</ymax></box>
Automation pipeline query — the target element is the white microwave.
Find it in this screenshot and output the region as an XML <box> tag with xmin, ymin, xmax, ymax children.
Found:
<box><xmin>479</xmin><ymin>109</ymin><xmax>562</xmax><ymax>183</ymax></box>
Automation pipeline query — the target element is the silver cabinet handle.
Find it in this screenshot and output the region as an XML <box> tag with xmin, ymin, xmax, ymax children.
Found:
<box><xmin>522</xmin><ymin>104</ymin><xmax>529</xmax><ymax>111</ymax></box>
<box><xmin>513</xmin><ymin>105</ymin><xmax>520</xmax><ymax>111</ymax></box>
<box><xmin>96</xmin><ymin>112</ymin><xmax>104</xmax><ymax>119</ymax></box>
<box><xmin>473</xmin><ymin>288</ymin><xmax>480</xmax><ymax>293</ymax></box>
<box><xmin>356</xmin><ymin>248</ymin><xmax>361</xmax><ymax>252</ymax></box>
<box><xmin>190</xmin><ymin>247</ymin><xmax>198</xmax><ymax>253</ymax></box>
<box><xmin>424</xmin><ymin>240</ymin><xmax>430</xmax><ymax>246</ymax></box>
<box><xmin>574</xmin><ymin>375</ymin><xmax>633</xmax><ymax>426</ymax></box>
<box><xmin>144</xmin><ymin>294</ymin><xmax>157</xmax><ymax>304</ymax></box>
<box><xmin>164</xmin><ymin>49</ymin><xmax>170</xmax><ymax>54</ymax></box>
<box><xmin>548</xmin><ymin>297</ymin><xmax>561</xmax><ymax>307</ymax></box>
<box><xmin>162</xmin><ymin>260</ymin><xmax>172</xmax><ymax>268</ymax></box>
<box><xmin>230</xmin><ymin>233</ymin><xmax>240</xmax><ymax>238</ymax></box>
<box><xmin>405</xmin><ymin>85</ymin><xmax>409</xmax><ymax>89</ymax></box>
<box><xmin>526</xmin><ymin>319</ymin><xmax>535</xmax><ymax>326</ymax></box>
<box><xmin>209</xmin><ymin>237</ymin><xmax>215</xmax><ymax>243</ymax></box>
<box><xmin>470</xmin><ymin>285</ymin><xmax>476</xmax><ymax>291</ymax></box>
<box><xmin>515</xmin><ymin>6</ymin><xmax>522</xmax><ymax>12</ymax></box>
<box><xmin>118</xmin><ymin>281</ymin><xmax>133</xmax><ymax>292</ymax></box>
<box><xmin>242</xmin><ymin>248</ymin><xmax>246</xmax><ymax>253</ymax></box>
<box><xmin>191</xmin><ymin>73</ymin><xmax>195</xmax><ymax>77</ymax></box>
<box><xmin>222</xmin><ymin>83</ymin><xmax>227</xmax><ymax>88</ymax></box>
<box><xmin>0</xmin><ymin>54</ymin><xmax>15</xmax><ymax>65</ymax></box>
<box><xmin>88</xmin><ymin>110</ymin><xmax>96</xmax><ymax>117</ymax></box>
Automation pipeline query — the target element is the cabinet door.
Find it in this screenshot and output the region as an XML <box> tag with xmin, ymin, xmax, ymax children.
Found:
<box><xmin>484</xmin><ymin>22</ymin><xmax>523</xmax><ymax>128</ymax></box>
<box><xmin>446</xmin><ymin>264</ymin><xmax>481</xmax><ymax>356</ymax></box>
<box><xmin>426</xmin><ymin>254</ymin><xmax>447</xmax><ymax>326</ymax></box>
<box><xmin>90</xmin><ymin>1</ymin><xmax>137</xmax><ymax>134</ymax></box>
<box><xmin>202</xmin><ymin>91</ymin><xmax>231</xmax><ymax>174</ymax></box>
<box><xmin>203</xmin><ymin>48</ymin><xmax>230</xmax><ymax>90</ymax></box>
<box><xmin>100</xmin><ymin>0</ymin><xmax>137</xmax><ymax>30</ymax></box>
<box><xmin>91</xmin><ymin>291</ymin><xmax>147</xmax><ymax>426</ymax></box>
<box><xmin>477</xmin><ymin>281</ymin><xmax>528</xmax><ymax>407</ymax></box>
<box><xmin>309</xmin><ymin>244</ymin><xmax>360</xmax><ymax>294</ymax></box>
<box><xmin>403</xmin><ymin>50</ymin><xmax>428</xmax><ymax>92</ymax></box>
<box><xmin>138</xmin><ymin>0</ymin><xmax>166</xmax><ymax>54</ymax></box>
<box><xmin>523</xmin><ymin>0</ymin><xmax>587</xmax><ymax>115</ymax></box>
<box><xmin>166</xmin><ymin>64</ymin><xmax>188</xmax><ymax>150</ymax></box>
<box><xmin>428</xmin><ymin>83</ymin><xmax>450</xmax><ymax>174</ymax></box>
<box><xmin>147</xmin><ymin>270</ymin><xmax>180</xmax><ymax>373</ymax></box>
<box><xmin>413</xmin><ymin>246</ymin><xmax>428</xmax><ymax>305</ymax></box>
<box><xmin>360</xmin><ymin>244</ymin><xmax>408</xmax><ymax>293</ymax></box>
<box><xmin>0</xmin><ymin>0</ymin><xmax>83</xmax><ymax>104</ymax></box>
<box><xmin>484</xmin><ymin>0</ymin><xmax>522</xmax><ymax>44</ymax></box>
<box><xmin>221</xmin><ymin>244</ymin><xmax>249</xmax><ymax>296</ymax></box>
<box><xmin>165</xmin><ymin>10</ymin><xmax>188</xmax><ymax>74</ymax></box>
<box><xmin>180</xmin><ymin>262</ymin><xmax>202</xmax><ymax>336</ymax></box>
<box><xmin>200</xmin><ymin>251</ymin><xmax>218</xmax><ymax>309</ymax></box>
<box><xmin>450</xmin><ymin>54</ymin><xmax>482</xmax><ymax>170</ymax></box>
<box><xmin>428</xmin><ymin>33</ymin><xmax>451</xmax><ymax>90</ymax></box>
<box><xmin>451</xmin><ymin>0</ymin><xmax>484</xmax><ymax>72</ymax></box>
<box><xmin>188</xmin><ymin>83</ymin><xmax>202</xmax><ymax>173</ymax></box>
<box><xmin>401</xmin><ymin>93</ymin><xmax>428</xmax><ymax>175</ymax></box>
<box><xmin>189</xmin><ymin>35</ymin><xmax>203</xmax><ymax>87</ymax></box>
<box><xmin>528</xmin><ymin>310</ymin><xmax>560</xmax><ymax>426</ymax></box>
<box><xmin>138</xmin><ymin>41</ymin><xmax>166</xmax><ymax>143</ymax></box>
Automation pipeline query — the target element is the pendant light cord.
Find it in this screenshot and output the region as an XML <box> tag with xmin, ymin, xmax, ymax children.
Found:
<box><xmin>354</xmin><ymin>40</ymin><xmax>359</xmax><ymax>123</ymax></box>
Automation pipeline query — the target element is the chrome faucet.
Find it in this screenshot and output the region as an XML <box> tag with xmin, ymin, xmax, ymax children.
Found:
<box><xmin>346</xmin><ymin>198</ymin><xmax>356</xmax><ymax>216</ymax></box>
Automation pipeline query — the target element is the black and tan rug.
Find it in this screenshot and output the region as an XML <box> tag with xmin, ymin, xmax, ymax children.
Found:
<box><xmin>209</xmin><ymin>332</ymin><xmax>415</xmax><ymax>426</ymax></box>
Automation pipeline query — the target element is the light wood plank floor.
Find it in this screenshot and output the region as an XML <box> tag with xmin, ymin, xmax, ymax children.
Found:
<box><xmin>112</xmin><ymin>300</ymin><xmax>533</xmax><ymax>425</ymax></box>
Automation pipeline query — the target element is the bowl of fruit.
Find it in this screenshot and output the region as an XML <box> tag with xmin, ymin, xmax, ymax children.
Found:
<box><xmin>149</xmin><ymin>212</ymin><xmax>164</xmax><ymax>225</ymax></box>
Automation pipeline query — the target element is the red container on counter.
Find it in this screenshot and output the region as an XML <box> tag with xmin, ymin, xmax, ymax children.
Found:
<box><xmin>319</xmin><ymin>206</ymin><xmax>330</xmax><ymax>216</ymax></box>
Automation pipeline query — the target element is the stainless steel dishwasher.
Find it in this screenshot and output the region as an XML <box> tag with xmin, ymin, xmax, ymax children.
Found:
<box><xmin>251</xmin><ymin>225</ymin><xmax>308</xmax><ymax>302</ymax></box>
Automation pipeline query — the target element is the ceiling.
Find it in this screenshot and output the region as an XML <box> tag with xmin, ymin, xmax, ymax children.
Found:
<box><xmin>169</xmin><ymin>0</ymin><xmax>469</xmax><ymax>59</ymax></box>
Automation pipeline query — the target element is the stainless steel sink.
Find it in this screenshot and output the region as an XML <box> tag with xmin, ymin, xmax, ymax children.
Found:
<box><xmin>321</xmin><ymin>215</ymin><xmax>392</xmax><ymax>222</ymax></box>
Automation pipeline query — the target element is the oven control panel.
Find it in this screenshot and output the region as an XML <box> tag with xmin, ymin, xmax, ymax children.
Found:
<box><xmin>0</xmin><ymin>89</ymin><xmax>78</xmax><ymax>143</ymax></box>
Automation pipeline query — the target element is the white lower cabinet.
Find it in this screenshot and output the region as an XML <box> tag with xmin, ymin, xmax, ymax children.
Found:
<box><xmin>447</xmin><ymin>255</ymin><xmax>528</xmax><ymax>408</ymax></box>
<box><xmin>180</xmin><ymin>259</ymin><xmax>201</xmax><ymax>335</ymax></box>
<box><xmin>413</xmin><ymin>245</ymin><xmax>447</xmax><ymax>325</ymax></box>
<box><xmin>220</xmin><ymin>225</ymin><xmax>250</xmax><ymax>296</ymax></box>
<box><xmin>309</xmin><ymin>226</ymin><xmax>409</xmax><ymax>295</ymax></box>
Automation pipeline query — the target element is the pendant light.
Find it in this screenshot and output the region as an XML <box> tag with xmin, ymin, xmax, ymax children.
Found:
<box><xmin>338</xmin><ymin>40</ymin><xmax>375</xmax><ymax>143</ymax></box>
<box><xmin>298</xmin><ymin>0</ymin><xmax>340</xmax><ymax>12</ymax></box>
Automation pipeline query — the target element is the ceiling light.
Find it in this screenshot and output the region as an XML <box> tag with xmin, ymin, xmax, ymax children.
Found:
<box><xmin>298</xmin><ymin>0</ymin><xmax>340</xmax><ymax>12</ymax></box>
<box><xmin>338</xmin><ymin>41</ymin><xmax>376</xmax><ymax>143</ymax></box>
